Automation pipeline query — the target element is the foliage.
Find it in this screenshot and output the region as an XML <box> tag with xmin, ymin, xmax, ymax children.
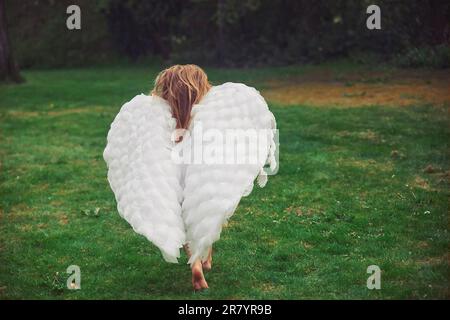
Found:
<box><xmin>5</xmin><ymin>0</ymin><xmax>450</xmax><ymax>68</ymax></box>
<box><xmin>6</xmin><ymin>0</ymin><xmax>114</xmax><ymax>68</ymax></box>
<box><xmin>393</xmin><ymin>45</ymin><xmax>450</xmax><ymax>69</ymax></box>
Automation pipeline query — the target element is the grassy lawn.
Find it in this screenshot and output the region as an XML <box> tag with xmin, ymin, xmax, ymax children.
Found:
<box><xmin>0</xmin><ymin>65</ymin><xmax>448</xmax><ymax>299</ymax></box>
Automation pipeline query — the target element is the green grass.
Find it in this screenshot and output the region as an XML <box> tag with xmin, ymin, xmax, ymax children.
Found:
<box><xmin>0</xmin><ymin>65</ymin><xmax>448</xmax><ymax>299</ymax></box>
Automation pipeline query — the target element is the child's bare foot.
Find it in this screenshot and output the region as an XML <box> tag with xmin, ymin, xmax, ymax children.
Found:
<box><xmin>192</xmin><ymin>260</ymin><xmax>208</xmax><ymax>291</ymax></box>
<box><xmin>202</xmin><ymin>248</ymin><xmax>213</xmax><ymax>271</ymax></box>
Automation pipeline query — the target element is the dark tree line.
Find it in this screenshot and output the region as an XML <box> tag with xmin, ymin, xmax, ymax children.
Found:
<box><xmin>100</xmin><ymin>0</ymin><xmax>449</xmax><ymax>66</ymax></box>
<box><xmin>4</xmin><ymin>0</ymin><xmax>450</xmax><ymax>71</ymax></box>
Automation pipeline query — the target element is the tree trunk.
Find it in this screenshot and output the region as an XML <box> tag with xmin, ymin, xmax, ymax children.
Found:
<box><xmin>0</xmin><ymin>0</ymin><xmax>24</xmax><ymax>83</ymax></box>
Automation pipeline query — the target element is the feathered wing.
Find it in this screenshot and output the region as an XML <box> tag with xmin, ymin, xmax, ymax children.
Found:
<box><xmin>103</xmin><ymin>94</ymin><xmax>186</xmax><ymax>263</ymax></box>
<box><xmin>182</xmin><ymin>83</ymin><xmax>277</xmax><ymax>265</ymax></box>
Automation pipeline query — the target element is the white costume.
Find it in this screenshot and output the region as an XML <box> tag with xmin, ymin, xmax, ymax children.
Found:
<box><xmin>103</xmin><ymin>83</ymin><xmax>277</xmax><ymax>265</ymax></box>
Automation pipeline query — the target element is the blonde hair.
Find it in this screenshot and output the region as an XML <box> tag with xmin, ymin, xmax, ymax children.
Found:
<box><xmin>151</xmin><ymin>64</ymin><xmax>211</xmax><ymax>130</ymax></box>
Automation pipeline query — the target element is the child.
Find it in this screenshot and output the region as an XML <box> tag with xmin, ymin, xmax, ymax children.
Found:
<box><xmin>104</xmin><ymin>64</ymin><xmax>277</xmax><ymax>290</ymax></box>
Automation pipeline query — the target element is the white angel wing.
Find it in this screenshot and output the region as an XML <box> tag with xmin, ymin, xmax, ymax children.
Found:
<box><xmin>103</xmin><ymin>94</ymin><xmax>186</xmax><ymax>263</ymax></box>
<box><xmin>182</xmin><ymin>83</ymin><xmax>277</xmax><ymax>264</ymax></box>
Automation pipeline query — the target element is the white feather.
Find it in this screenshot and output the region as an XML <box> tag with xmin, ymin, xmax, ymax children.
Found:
<box><xmin>183</xmin><ymin>83</ymin><xmax>276</xmax><ymax>265</ymax></box>
<box><xmin>103</xmin><ymin>83</ymin><xmax>277</xmax><ymax>265</ymax></box>
<box><xmin>104</xmin><ymin>94</ymin><xmax>185</xmax><ymax>263</ymax></box>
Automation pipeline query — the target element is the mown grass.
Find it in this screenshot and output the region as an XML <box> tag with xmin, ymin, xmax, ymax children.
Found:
<box><xmin>0</xmin><ymin>65</ymin><xmax>448</xmax><ymax>299</ymax></box>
